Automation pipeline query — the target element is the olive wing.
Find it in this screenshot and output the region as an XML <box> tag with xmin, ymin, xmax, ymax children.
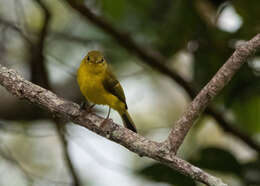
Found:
<box><xmin>103</xmin><ymin>69</ymin><xmax>128</xmax><ymax>109</ymax></box>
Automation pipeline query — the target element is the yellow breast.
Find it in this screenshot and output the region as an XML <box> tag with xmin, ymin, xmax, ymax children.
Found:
<box><xmin>77</xmin><ymin>60</ymin><xmax>127</xmax><ymax>113</ymax></box>
<box><xmin>77</xmin><ymin>62</ymin><xmax>109</xmax><ymax>105</ymax></box>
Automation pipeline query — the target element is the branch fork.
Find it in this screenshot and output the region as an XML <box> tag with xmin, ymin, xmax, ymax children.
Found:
<box><xmin>63</xmin><ymin>0</ymin><xmax>260</xmax><ymax>155</ymax></box>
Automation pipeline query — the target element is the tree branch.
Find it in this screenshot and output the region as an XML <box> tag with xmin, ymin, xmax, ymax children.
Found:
<box><xmin>0</xmin><ymin>76</ymin><xmax>82</xmax><ymax>121</ymax></box>
<box><xmin>62</xmin><ymin>0</ymin><xmax>260</xmax><ymax>154</ymax></box>
<box><xmin>167</xmin><ymin>34</ymin><xmax>260</xmax><ymax>153</ymax></box>
<box><xmin>0</xmin><ymin>65</ymin><xmax>227</xmax><ymax>186</ymax></box>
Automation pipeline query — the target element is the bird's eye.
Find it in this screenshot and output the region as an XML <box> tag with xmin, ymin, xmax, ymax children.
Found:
<box><xmin>87</xmin><ymin>56</ymin><xmax>90</xmax><ymax>61</ymax></box>
<box><xmin>101</xmin><ymin>58</ymin><xmax>104</xmax><ymax>62</ymax></box>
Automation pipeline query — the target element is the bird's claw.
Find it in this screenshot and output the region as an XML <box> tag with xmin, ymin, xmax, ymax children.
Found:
<box><xmin>80</xmin><ymin>102</ymin><xmax>95</xmax><ymax>113</ymax></box>
<box><xmin>80</xmin><ymin>101</ymin><xmax>86</xmax><ymax>110</ymax></box>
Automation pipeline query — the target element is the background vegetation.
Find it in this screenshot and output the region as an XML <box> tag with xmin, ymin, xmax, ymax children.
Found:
<box><xmin>0</xmin><ymin>0</ymin><xmax>260</xmax><ymax>185</ymax></box>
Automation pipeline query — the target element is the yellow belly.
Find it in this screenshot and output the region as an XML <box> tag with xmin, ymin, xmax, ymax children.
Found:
<box><xmin>77</xmin><ymin>66</ymin><xmax>125</xmax><ymax>113</ymax></box>
<box><xmin>77</xmin><ymin>71</ymin><xmax>106</xmax><ymax>104</ymax></box>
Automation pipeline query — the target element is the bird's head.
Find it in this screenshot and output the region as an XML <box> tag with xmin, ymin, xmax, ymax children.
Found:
<box><xmin>84</xmin><ymin>50</ymin><xmax>107</xmax><ymax>65</ymax></box>
<box><xmin>81</xmin><ymin>50</ymin><xmax>108</xmax><ymax>74</ymax></box>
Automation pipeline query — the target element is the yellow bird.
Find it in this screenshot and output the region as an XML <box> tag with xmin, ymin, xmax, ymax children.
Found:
<box><xmin>77</xmin><ymin>50</ymin><xmax>137</xmax><ymax>133</ymax></box>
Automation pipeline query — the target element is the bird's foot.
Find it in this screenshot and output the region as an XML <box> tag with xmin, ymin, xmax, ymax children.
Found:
<box><xmin>80</xmin><ymin>101</ymin><xmax>86</xmax><ymax>110</ymax></box>
<box><xmin>80</xmin><ymin>102</ymin><xmax>95</xmax><ymax>113</ymax></box>
<box><xmin>99</xmin><ymin>107</ymin><xmax>111</xmax><ymax>128</ymax></box>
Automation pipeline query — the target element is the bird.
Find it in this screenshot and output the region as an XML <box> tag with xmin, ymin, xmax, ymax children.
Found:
<box><xmin>77</xmin><ymin>50</ymin><xmax>137</xmax><ymax>133</ymax></box>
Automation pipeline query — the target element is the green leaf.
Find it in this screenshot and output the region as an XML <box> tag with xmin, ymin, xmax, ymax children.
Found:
<box><xmin>233</xmin><ymin>0</ymin><xmax>260</xmax><ymax>37</ymax></box>
<box><xmin>241</xmin><ymin>160</ymin><xmax>260</xmax><ymax>185</ymax></box>
<box><xmin>193</xmin><ymin>29</ymin><xmax>233</xmax><ymax>90</ymax></box>
<box><xmin>231</xmin><ymin>96</ymin><xmax>260</xmax><ymax>134</ymax></box>
<box><xmin>191</xmin><ymin>147</ymin><xmax>242</xmax><ymax>175</ymax></box>
<box><xmin>137</xmin><ymin>163</ymin><xmax>196</xmax><ymax>186</ymax></box>
<box><xmin>101</xmin><ymin>0</ymin><xmax>126</xmax><ymax>20</ymax></box>
<box><xmin>156</xmin><ymin>0</ymin><xmax>205</xmax><ymax>56</ymax></box>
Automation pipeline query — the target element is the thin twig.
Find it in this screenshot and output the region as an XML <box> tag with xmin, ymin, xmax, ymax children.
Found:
<box><xmin>0</xmin><ymin>144</ymin><xmax>71</xmax><ymax>185</ymax></box>
<box><xmin>0</xmin><ymin>145</ymin><xmax>33</xmax><ymax>184</ymax></box>
<box><xmin>13</xmin><ymin>0</ymin><xmax>30</xmax><ymax>35</ymax></box>
<box><xmin>54</xmin><ymin>119</ymin><xmax>81</xmax><ymax>186</ymax></box>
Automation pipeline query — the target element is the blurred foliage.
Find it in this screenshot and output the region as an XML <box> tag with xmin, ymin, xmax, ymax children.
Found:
<box><xmin>242</xmin><ymin>159</ymin><xmax>260</xmax><ymax>185</ymax></box>
<box><xmin>191</xmin><ymin>147</ymin><xmax>260</xmax><ymax>186</ymax></box>
<box><xmin>233</xmin><ymin>0</ymin><xmax>260</xmax><ymax>37</ymax></box>
<box><xmin>100</xmin><ymin>0</ymin><xmax>260</xmax><ymax>135</ymax></box>
<box><xmin>0</xmin><ymin>0</ymin><xmax>260</xmax><ymax>185</ymax></box>
<box><xmin>98</xmin><ymin>0</ymin><xmax>260</xmax><ymax>185</ymax></box>
<box><xmin>191</xmin><ymin>147</ymin><xmax>242</xmax><ymax>175</ymax></box>
<box><xmin>138</xmin><ymin>146</ymin><xmax>260</xmax><ymax>186</ymax></box>
<box><xmin>98</xmin><ymin>0</ymin><xmax>260</xmax><ymax>136</ymax></box>
<box><xmin>137</xmin><ymin>162</ymin><xmax>196</xmax><ymax>186</ymax></box>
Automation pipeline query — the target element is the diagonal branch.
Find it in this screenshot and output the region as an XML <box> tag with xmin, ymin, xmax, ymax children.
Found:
<box><xmin>0</xmin><ymin>64</ymin><xmax>226</xmax><ymax>186</ymax></box>
<box><xmin>62</xmin><ymin>0</ymin><xmax>260</xmax><ymax>153</ymax></box>
<box><xmin>167</xmin><ymin>34</ymin><xmax>260</xmax><ymax>153</ymax></box>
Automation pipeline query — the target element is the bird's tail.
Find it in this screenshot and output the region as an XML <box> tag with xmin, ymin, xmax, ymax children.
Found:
<box><xmin>121</xmin><ymin>111</ymin><xmax>137</xmax><ymax>133</ymax></box>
